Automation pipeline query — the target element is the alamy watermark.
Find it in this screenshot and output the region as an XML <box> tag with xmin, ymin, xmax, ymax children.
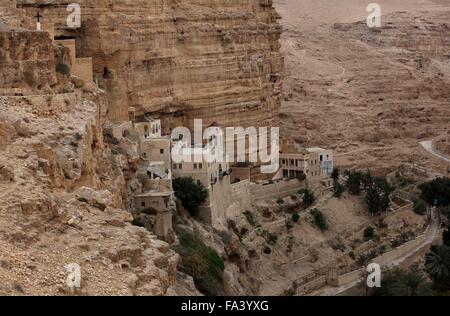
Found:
<box><xmin>67</xmin><ymin>3</ymin><xmax>81</xmax><ymax>28</ymax></box>
<box><xmin>367</xmin><ymin>3</ymin><xmax>382</xmax><ymax>28</ymax></box>
<box><xmin>65</xmin><ymin>263</ymin><xmax>81</xmax><ymax>289</ymax></box>
<box><xmin>171</xmin><ymin>119</ymin><xmax>280</xmax><ymax>174</ymax></box>
<box><xmin>366</xmin><ymin>263</ymin><xmax>381</xmax><ymax>288</ymax></box>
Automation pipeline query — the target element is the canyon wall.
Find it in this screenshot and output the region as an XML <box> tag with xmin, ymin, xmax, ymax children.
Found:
<box><xmin>0</xmin><ymin>5</ymin><xmax>197</xmax><ymax>295</ymax></box>
<box><xmin>17</xmin><ymin>0</ymin><xmax>283</xmax><ymax>133</ymax></box>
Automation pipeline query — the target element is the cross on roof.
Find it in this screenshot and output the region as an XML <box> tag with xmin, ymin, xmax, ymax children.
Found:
<box><xmin>35</xmin><ymin>12</ymin><xmax>43</xmax><ymax>23</ymax></box>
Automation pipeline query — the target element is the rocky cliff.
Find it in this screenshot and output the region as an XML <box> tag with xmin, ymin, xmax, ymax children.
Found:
<box><xmin>0</xmin><ymin>5</ymin><xmax>197</xmax><ymax>295</ymax></box>
<box><xmin>17</xmin><ymin>0</ymin><xmax>283</xmax><ymax>133</ymax></box>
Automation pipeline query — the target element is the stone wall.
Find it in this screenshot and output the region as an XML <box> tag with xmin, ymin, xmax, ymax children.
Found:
<box><xmin>230</xmin><ymin>167</ymin><xmax>251</xmax><ymax>183</ymax></box>
<box><xmin>227</xmin><ymin>179</ymin><xmax>252</xmax><ymax>218</ymax></box>
<box><xmin>0</xmin><ymin>27</ymin><xmax>57</xmax><ymax>92</ymax></box>
<box><xmin>54</xmin><ymin>39</ymin><xmax>93</xmax><ymax>83</ymax></box>
<box><xmin>250</xmin><ymin>179</ymin><xmax>304</xmax><ymax>203</ymax></box>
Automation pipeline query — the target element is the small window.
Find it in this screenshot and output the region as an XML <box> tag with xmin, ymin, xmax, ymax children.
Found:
<box><xmin>160</xmin><ymin>149</ymin><xmax>164</xmax><ymax>154</ymax></box>
<box><xmin>179</xmin><ymin>164</ymin><xmax>183</xmax><ymax>170</ymax></box>
<box><xmin>194</xmin><ymin>163</ymin><xmax>197</xmax><ymax>169</ymax></box>
<box><xmin>173</xmin><ymin>164</ymin><xmax>177</xmax><ymax>170</ymax></box>
<box><xmin>141</xmin><ymin>202</ymin><xmax>146</xmax><ymax>207</ymax></box>
<box><xmin>199</xmin><ymin>163</ymin><xmax>203</xmax><ymax>169</ymax></box>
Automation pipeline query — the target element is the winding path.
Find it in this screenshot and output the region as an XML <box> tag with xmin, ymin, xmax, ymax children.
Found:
<box><xmin>315</xmin><ymin>209</ymin><xmax>441</xmax><ymax>296</ymax></box>
<box><xmin>420</xmin><ymin>140</ymin><xmax>450</xmax><ymax>163</ymax></box>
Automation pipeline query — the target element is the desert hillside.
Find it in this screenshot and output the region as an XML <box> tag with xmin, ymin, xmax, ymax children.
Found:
<box><xmin>276</xmin><ymin>0</ymin><xmax>450</xmax><ymax>175</ymax></box>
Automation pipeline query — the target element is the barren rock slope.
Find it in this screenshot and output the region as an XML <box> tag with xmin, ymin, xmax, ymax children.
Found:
<box><xmin>0</xmin><ymin>5</ymin><xmax>194</xmax><ymax>295</ymax></box>
<box><xmin>276</xmin><ymin>0</ymin><xmax>450</xmax><ymax>174</ymax></box>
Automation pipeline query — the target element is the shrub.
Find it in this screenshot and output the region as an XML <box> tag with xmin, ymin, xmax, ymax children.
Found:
<box><xmin>292</xmin><ymin>212</ymin><xmax>300</xmax><ymax>223</ymax></box>
<box><xmin>276</xmin><ymin>197</ymin><xmax>284</xmax><ymax>205</ymax></box>
<box><xmin>173</xmin><ymin>177</ymin><xmax>208</xmax><ymax>216</ymax></box>
<box><xmin>286</xmin><ymin>219</ymin><xmax>294</xmax><ymax>230</ymax></box>
<box><xmin>290</xmin><ymin>194</ymin><xmax>298</xmax><ymax>200</ymax></box>
<box><xmin>243</xmin><ymin>210</ymin><xmax>258</xmax><ymax>227</ymax></box>
<box><xmin>263</xmin><ymin>246</ymin><xmax>272</xmax><ymax>255</ymax></box>
<box><xmin>311</xmin><ymin>208</ymin><xmax>328</xmax><ymax>231</ymax></box>
<box><xmin>56</xmin><ymin>63</ymin><xmax>71</xmax><ymax>76</ymax></box>
<box><xmin>262</xmin><ymin>230</ymin><xmax>278</xmax><ymax>245</ymax></box>
<box><xmin>363</xmin><ymin>227</ymin><xmax>375</xmax><ymax>241</ymax></box>
<box><xmin>377</xmin><ymin>218</ymin><xmax>388</xmax><ymax>229</ymax></box>
<box><xmin>174</xmin><ymin>231</ymin><xmax>225</xmax><ymax>296</ymax></box>
<box><xmin>413</xmin><ymin>199</ymin><xmax>428</xmax><ymax>215</ymax></box>
<box><xmin>267</xmin><ymin>233</ymin><xmax>278</xmax><ymax>245</ymax></box>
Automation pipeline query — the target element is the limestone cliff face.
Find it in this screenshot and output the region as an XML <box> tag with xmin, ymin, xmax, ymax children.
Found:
<box><xmin>0</xmin><ymin>6</ymin><xmax>196</xmax><ymax>295</ymax></box>
<box><xmin>17</xmin><ymin>0</ymin><xmax>283</xmax><ymax>131</ymax></box>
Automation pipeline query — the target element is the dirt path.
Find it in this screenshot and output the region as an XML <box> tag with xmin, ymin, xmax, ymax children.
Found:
<box><xmin>420</xmin><ymin>140</ymin><xmax>450</xmax><ymax>163</ymax></box>
<box><xmin>314</xmin><ymin>208</ymin><xmax>441</xmax><ymax>296</ymax></box>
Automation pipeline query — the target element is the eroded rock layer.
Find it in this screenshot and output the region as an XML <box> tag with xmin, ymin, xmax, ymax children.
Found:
<box><xmin>0</xmin><ymin>5</ymin><xmax>196</xmax><ymax>295</ymax></box>
<box><xmin>17</xmin><ymin>0</ymin><xmax>283</xmax><ymax>132</ymax></box>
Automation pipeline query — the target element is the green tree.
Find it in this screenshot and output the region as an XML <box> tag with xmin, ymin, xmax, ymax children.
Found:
<box><xmin>56</xmin><ymin>63</ymin><xmax>71</xmax><ymax>76</ymax></box>
<box><xmin>366</xmin><ymin>182</ymin><xmax>383</xmax><ymax>214</ymax></box>
<box><xmin>425</xmin><ymin>245</ymin><xmax>450</xmax><ymax>291</ymax></box>
<box><xmin>173</xmin><ymin>177</ymin><xmax>208</xmax><ymax>216</ymax></box>
<box><xmin>439</xmin><ymin>206</ymin><xmax>450</xmax><ymax>221</ymax></box>
<box><xmin>380</xmin><ymin>270</ymin><xmax>434</xmax><ymax>296</ymax></box>
<box><xmin>443</xmin><ymin>229</ymin><xmax>450</xmax><ymax>247</ymax></box>
<box><xmin>303</xmin><ymin>188</ymin><xmax>316</xmax><ymax>208</ymax></box>
<box><xmin>413</xmin><ymin>199</ymin><xmax>428</xmax><ymax>215</ymax></box>
<box><xmin>373</xmin><ymin>176</ymin><xmax>394</xmax><ymax>210</ymax></box>
<box><xmin>333</xmin><ymin>180</ymin><xmax>346</xmax><ymax>198</ymax></box>
<box><xmin>346</xmin><ymin>171</ymin><xmax>363</xmax><ymax>195</ymax></box>
<box><xmin>311</xmin><ymin>208</ymin><xmax>328</xmax><ymax>231</ymax></box>
<box><xmin>366</xmin><ymin>176</ymin><xmax>394</xmax><ymax>214</ymax></box>
<box><xmin>419</xmin><ymin>177</ymin><xmax>450</xmax><ymax>207</ymax></box>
